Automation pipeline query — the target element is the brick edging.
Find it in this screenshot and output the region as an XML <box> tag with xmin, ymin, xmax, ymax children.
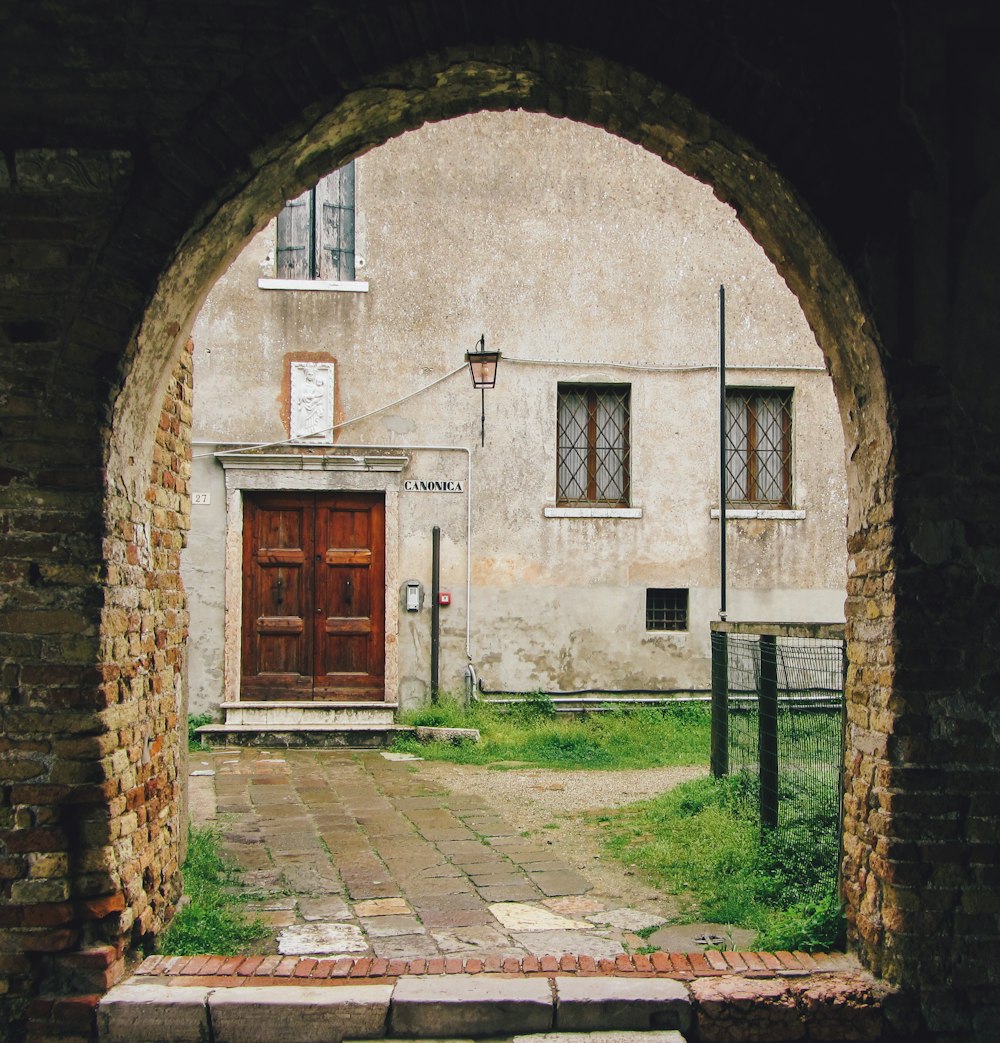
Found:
<box><xmin>133</xmin><ymin>949</ymin><xmax>858</xmax><ymax>984</ymax></box>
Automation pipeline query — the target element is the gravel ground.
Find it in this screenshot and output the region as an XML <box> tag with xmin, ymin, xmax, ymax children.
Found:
<box><xmin>413</xmin><ymin>761</ymin><xmax>708</xmax><ymax>911</ymax></box>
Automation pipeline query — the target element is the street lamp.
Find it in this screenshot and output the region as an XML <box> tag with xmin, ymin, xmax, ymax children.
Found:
<box><xmin>465</xmin><ymin>335</ymin><xmax>501</xmax><ymax>446</ymax></box>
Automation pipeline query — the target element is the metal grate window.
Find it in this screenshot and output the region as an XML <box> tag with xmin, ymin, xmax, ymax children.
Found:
<box><xmin>277</xmin><ymin>162</ymin><xmax>356</xmax><ymax>280</ymax></box>
<box><xmin>646</xmin><ymin>588</ymin><xmax>688</xmax><ymax>631</ymax></box>
<box><xmin>725</xmin><ymin>389</ymin><xmax>792</xmax><ymax>507</ymax></box>
<box><xmin>557</xmin><ymin>385</ymin><xmax>630</xmax><ymax>506</ymax></box>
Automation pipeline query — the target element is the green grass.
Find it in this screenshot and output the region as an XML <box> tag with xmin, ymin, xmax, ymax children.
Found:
<box><xmin>597</xmin><ymin>769</ymin><xmax>845</xmax><ymax>951</ymax></box>
<box><xmin>188</xmin><ymin>713</ymin><xmax>214</xmax><ymax>751</ymax></box>
<box><xmin>159</xmin><ymin>825</ymin><xmax>272</xmax><ymax>956</ymax></box>
<box><xmin>394</xmin><ymin>695</ymin><xmax>711</xmax><ymax>769</ymax></box>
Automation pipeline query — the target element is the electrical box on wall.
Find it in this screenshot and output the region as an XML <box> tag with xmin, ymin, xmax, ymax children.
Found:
<box><xmin>438</xmin><ymin>591</ymin><xmax>451</xmax><ymax>606</ymax></box>
<box><xmin>404</xmin><ymin>581</ymin><xmax>422</xmax><ymax>612</ymax></box>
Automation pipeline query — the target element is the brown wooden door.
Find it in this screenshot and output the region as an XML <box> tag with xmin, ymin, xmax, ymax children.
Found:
<box><xmin>241</xmin><ymin>492</ymin><xmax>385</xmax><ymax>701</ymax></box>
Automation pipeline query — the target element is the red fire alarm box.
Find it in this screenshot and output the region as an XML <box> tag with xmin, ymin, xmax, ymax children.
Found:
<box><xmin>438</xmin><ymin>591</ymin><xmax>451</xmax><ymax>606</ymax></box>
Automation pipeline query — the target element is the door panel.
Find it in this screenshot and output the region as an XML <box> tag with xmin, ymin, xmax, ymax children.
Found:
<box><xmin>241</xmin><ymin>492</ymin><xmax>386</xmax><ymax>701</ymax></box>
<box><xmin>314</xmin><ymin>494</ymin><xmax>385</xmax><ymax>700</ymax></box>
<box><xmin>241</xmin><ymin>496</ymin><xmax>314</xmax><ymax>698</ymax></box>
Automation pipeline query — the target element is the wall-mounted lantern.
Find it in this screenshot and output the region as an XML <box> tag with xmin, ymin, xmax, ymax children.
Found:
<box><xmin>465</xmin><ymin>334</ymin><xmax>501</xmax><ymax>446</ymax></box>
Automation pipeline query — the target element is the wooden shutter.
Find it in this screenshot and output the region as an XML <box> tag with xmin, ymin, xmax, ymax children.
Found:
<box><xmin>316</xmin><ymin>161</ymin><xmax>355</xmax><ymax>280</ymax></box>
<box><xmin>276</xmin><ymin>189</ymin><xmax>313</xmax><ymax>279</ymax></box>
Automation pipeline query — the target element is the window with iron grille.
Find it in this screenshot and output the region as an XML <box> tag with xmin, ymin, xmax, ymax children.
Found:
<box><xmin>557</xmin><ymin>385</ymin><xmax>630</xmax><ymax>506</ymax></box>
<box><xmin>646</xmin><ymin>588</ymin><xmax>688</xmax><ymax>631</ymax></box>
<box><xmin>276</xmin><ymin>162</ymin><xmax>356</xmax><ymax>280</ymax></box>
<box><xmin>725</xmin><ymin>389</ymin><xmax>793</xmax><ymax>507</ymax></box>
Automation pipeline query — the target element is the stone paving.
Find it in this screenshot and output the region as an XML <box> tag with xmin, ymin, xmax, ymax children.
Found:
<box><xmin>187</xmin><ymin>748</ymin><xmax>721</xmax><ymax>961</ymax></box>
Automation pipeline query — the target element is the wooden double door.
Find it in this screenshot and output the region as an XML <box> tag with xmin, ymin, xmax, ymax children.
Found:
<box><xmin>241</xmin><ymin>492</ymin><xmax>386</xmax><ymax>701</ymax></box>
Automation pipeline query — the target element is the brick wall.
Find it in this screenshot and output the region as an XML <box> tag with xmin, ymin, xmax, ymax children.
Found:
<box><xmin>0</xmin><ymin>332</ymin><xmax>192</xmax><ymax>1042</ymax></box>
<box><xmin>0</xmin><ymin>6</ymin><xmax>997</xmax><ymax>1041</ymax></box>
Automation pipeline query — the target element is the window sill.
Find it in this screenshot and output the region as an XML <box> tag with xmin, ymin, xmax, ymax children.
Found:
<box><xmin>545</xmin><ymin>506</ymin><xmax>643</xmax><ymax>519</ymax></box>
<box><xmin>710</xmin><ymin>508</ymin><xmax>805</xmax><ymax>520</ymax></box>
<box><xmin>258</xmin><ymin>278</ymin><xmax>369</xmax><ymax>293</ymax></box>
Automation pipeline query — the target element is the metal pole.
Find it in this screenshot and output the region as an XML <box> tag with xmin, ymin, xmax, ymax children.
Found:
<box><xmin>710</xmin><ymin>628</ymin><xmax>729</xmax><ymax>778</ymax></box>
<box><xmin>719</xmin><ymin>284</ymin><xmax>727</xmax><ymax>621</ymax></box>
<box><xmin>431</xmin><ymin>526</ymin><xmax>440</xmax><ymax>703</ymax></box>
<box><xmin>759</xmin><ymin>634</ymin><xmax>779</xmax><ymax>831</ymax></box>
<box><xmin>480</xmin><ymin>388</ymin><xmax>486</xmax><ymax>447</ymax></box>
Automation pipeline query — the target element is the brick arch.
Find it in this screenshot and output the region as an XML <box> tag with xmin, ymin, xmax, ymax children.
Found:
<box><xmin>107</xmin><ymin>43</ymin><xmax>893</xmax><ymax>974</ymax></box>
<box><xmin>17</xmin><ymin>11</ymin><xmax>978</xmax><ymax>1039</ymax></box>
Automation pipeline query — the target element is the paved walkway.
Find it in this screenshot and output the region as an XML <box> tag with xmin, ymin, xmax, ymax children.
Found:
<box><xmin>103</xmin><ymin>749</ymin><xmax>882</xmax><ymax>1043</ymax></box>
<box><xmin>187</xmin><ymin>748</ymin><xmax>739</xmax><ymax>960</ymax></box>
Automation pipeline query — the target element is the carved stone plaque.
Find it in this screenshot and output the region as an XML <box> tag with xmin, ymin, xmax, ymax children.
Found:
<box><xmin>290</xmin><ymin>362</ymin><xmax>334</xmax><ymax>442</ymax></box>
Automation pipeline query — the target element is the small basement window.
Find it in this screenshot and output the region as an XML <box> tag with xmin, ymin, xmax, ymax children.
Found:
<box><xmin>646</xmin><ymin>588</ymin><xmax>688</xmax><ymax>631</ymax></box>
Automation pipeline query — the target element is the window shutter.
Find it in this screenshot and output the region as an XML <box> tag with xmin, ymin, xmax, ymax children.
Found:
<box><xmin>276</xmin><ymin>189</ymin><xmax>313</xmax><ymax>279</ymax></box>
<box><xmin>316</xmin><ymin>161</ymin><xmax>356</xmax><ymax>280</ymax></box>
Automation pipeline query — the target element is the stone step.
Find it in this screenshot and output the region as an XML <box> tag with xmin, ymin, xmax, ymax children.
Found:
<box><xmin>219</xmin><ymin>700</ymin><xmax>399</xmax><ymax>727</ymax></box>
<box><xmin>98</xmin><ymin>977</ymin><xmax>693</xmax><ymax>1042</ymax></box>
<box><xmin>195</xmin><ymin>722</ymin><xmax>414</xmax><ymax>749</ymax></box>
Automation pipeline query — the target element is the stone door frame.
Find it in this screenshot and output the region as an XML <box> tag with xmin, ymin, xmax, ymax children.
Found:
<box><xmin>220</xmin><ymin>453</ymin><xmax>405</xmax><ymax>707</ymax></box>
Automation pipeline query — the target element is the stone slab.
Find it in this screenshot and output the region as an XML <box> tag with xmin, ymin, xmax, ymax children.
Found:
<box><xmin>414</xmin><ymin>726</ymin><xmax>481</xmax><ymax>743</ymax></box>
<box><xmin>513</xmin><ymin>929</ymin><xmax>626</xmax><ymax>959</ymax></box>
<box><xmin>430</xmin><ymin>925</ymin><xmax>526</xmax><ymax>954</ymax></box>
<box><xmin>543</xmin><ymin>896</ymin><xmax>607</xmax><ymax>917</ymax></box>
<box><xmin>355</xmin><ymin>897</ymin><xmax>412</xmax><ymax>917</ymax></box>
<box><xmin>413</xmin><ymin>906</ymin><xmax>494</xmax><ymax>929</ymax></box>
<box><xmin>361</xmin><ymin>914</ymin><xmax>426</xmax><ymax>937</ymax></box>
<box><xmin>438</xmin><ymin>840</ymin><xmax>505</xmax><ymax>863</ymax></box>
<box><xmin>390</xmin><ymin>975</ymin><xmax>554</xmax><ymax>1037</ymax></box>
<box><xmin>646</xmin><ymin>921</ymin><xmax>756</xmax><ymax>952</ymax></box>
<box><xmin>526</xmin><ymin>870</ymin><xmax>594</xmax><ymax>896</ymax></box>
<box><xmin>210</xmin><ymin>984</ymin><xmax>393</xmax><ymax>1043</ymax></box>
<box><xmin>370</xmin><ymin>932</ymin><xmax>443</xmax><ymax>959</ymax></box>
<box><xmin>477</xmin><ymin>882</ymin><xmax>543</xmax><ymax>902</ymax></box>
<box><xmin>554</xmin><ymin>977</ymin><xmax>691</xmax><ymax>1032</ymax></box>
<box><xmin>98</xmin><ymin>982</ymin><xmax>211</xmax><ymax>1042</ymax></box>
<box><xmin>277</xmin><ymin>922</ymin><xmax>368</xmax><ymax>955</ymax></box>
<box><xmin>299</xmin><ymin>895</ymin><xmax>352</xmax><ymax>921</ymax></box>
<box><xmin>490</xmin><ymin>902</ymin><xmax>592</xmax><ymax>931</ymax></box>
<box><xmin>584</xmin><ymin>908</ymin><xmax>668</xmax><ymax>932</ymax></box>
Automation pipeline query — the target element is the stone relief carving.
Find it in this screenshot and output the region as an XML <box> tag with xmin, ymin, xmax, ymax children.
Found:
<box><xmin>290</xmin><ymin>361</ymin><xmax>334</xmax><ymax>442</ymax></box>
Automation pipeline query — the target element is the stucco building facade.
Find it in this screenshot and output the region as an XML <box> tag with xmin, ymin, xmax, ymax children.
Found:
<box><xmin>183</xmin><ymin>112</ymin><xmax>847</xmax><ymax>720</ymax></box>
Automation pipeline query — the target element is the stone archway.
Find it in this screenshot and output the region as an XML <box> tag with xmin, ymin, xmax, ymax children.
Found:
<box><xmin>107</xmin><ymin>47</ymin><xmax>892</xmax><ymax>977</ymax></box>
<box><xmin>15</xmin><ymin>8</ymin><xmax>998</xmax><ymax>1039</ymax></box>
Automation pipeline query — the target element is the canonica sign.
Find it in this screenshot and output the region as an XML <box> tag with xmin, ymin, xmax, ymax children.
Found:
<box><xmin>403</xmin><ymin>479</ymin><xmax>465</xmax><ymax>493</ymax></box>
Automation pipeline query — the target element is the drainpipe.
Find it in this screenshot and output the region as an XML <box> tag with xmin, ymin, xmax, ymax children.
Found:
<box><xmin>431</xmin><ymin>525</ymin><xmax>440</xmax><ymax>703</ymax></box>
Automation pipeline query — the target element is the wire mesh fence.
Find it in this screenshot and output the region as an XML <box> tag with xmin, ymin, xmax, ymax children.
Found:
<box><xmin>710</xmin><ymin>623</ymin><xmax>846</xmax><ymax>835</ymax></box>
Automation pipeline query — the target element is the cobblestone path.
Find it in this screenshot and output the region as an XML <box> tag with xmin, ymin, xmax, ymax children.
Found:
<box><xmin>186</xmin><ymin>748</ymin><xmax>737</xmax><ymax>960</ymax></box>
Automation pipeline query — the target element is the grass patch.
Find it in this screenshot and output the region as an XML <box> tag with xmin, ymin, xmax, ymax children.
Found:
<box><xmin>159</xmin><ymin>825</ymin><xmax>271</xmax><ymax>956</ymax></box>
<box><xmin>598</xmin><ymin>770</ymin><xmax>844</xmax><ymax>952</ymax></box>
<box><xmin>188</xmin><ymin>713</ymin><xmax>214</xmax><ymax>752</ymax></box>
<box><xmin>395</xmin><ymin>696</ymin><xmax>711</xmax><ymax>769</ymax></box>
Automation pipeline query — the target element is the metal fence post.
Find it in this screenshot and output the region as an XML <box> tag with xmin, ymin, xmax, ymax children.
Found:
<box><xmin>711</xmin><ymin>629</ymin><xmax>729</xmax><ymax>778</ymax></box>
<box><xmin>759</xmin><ymin>634</ymin><xmax>779</xmax><ymax>830</ymax></box>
